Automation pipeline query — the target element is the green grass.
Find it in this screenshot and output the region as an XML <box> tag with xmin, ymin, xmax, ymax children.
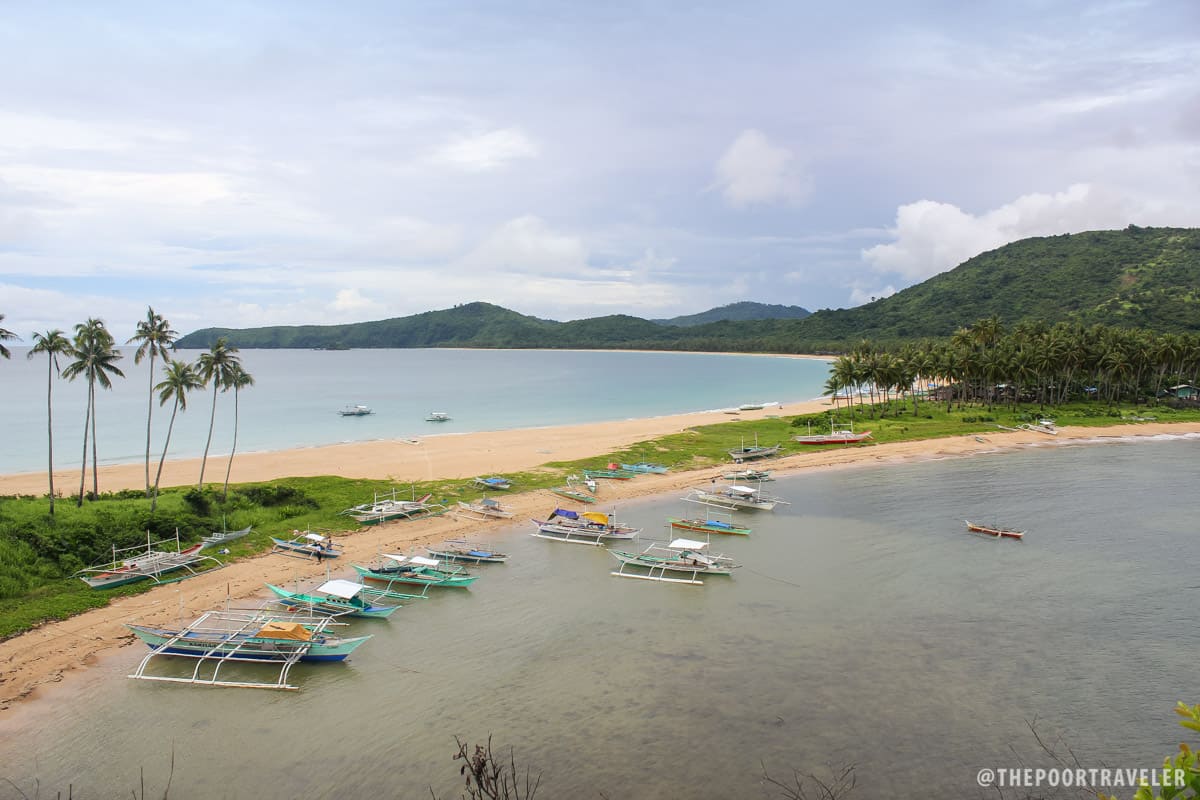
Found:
<box><xmin>3</xmin><ymin>399</ymin><xmax>1198</xmax><ymax>639</ymax></box>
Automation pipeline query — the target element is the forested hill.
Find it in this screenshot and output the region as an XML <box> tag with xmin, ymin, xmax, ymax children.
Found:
<box><xmin>653</xmin><ymin>301</ymin><xmax>810</xmax><ymax>326</ymax></box>
<box><xmin>176</xmin><ymin>227</ymin><xmax>1200</xmax><ymax>353</ymax></box>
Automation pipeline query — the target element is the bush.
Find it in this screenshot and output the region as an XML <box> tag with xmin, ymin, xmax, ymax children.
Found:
<box><xmin>236</xmin><ymin>484</ymin><xmax>318</xmax><ymax>509</ymax></box>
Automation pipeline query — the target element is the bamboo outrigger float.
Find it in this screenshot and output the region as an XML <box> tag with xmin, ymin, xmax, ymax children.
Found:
<box><xmin>965</xmin><ymin>520</ymin><xmax>1026</xmax><ymax>540</ymax></box>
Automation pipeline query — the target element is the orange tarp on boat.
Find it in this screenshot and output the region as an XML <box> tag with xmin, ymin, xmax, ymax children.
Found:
<box><xmin>256</xmin><ymin>622</ymin><xmax>313</xmax><ymax>641</ymax></box>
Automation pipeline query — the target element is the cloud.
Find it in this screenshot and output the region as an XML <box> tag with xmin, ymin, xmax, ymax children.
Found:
<box><xmin>862</xmin><ymin>183</ymin><xmax>1135</xmax><ymax>280</ymax></box>
<box><xmin>848</xmin><ymin>282</ymin><xmax>897</xmax><ymax>306</ymax></box>
<box><xmin>432</xmin><ymin>128</ymin><xmax>539</xmax><ymax>172</ymax></box>
<box><xmin>713</xmin><ymin>129</ymin><xmax>812</xmax><ymax>208</ymax></box>
<box><xmin>459</xmin><ymin>216</ymin><xmax>587</xmax><ymax>275</ymax></box>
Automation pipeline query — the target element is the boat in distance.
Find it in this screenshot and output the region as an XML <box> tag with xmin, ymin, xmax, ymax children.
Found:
<box><xmin>339</xmin><ymin>404</ymin><xmax>373</xmax><ymax>416</ymax></box>
<box><xmin>425</xmin><ymin>411</ymin><xmax>452</xmax><ymax>422</ymax></box>
<box><xmin>965</xmin><ymin>520</ymin><xmax>1025</xmax><ymax>539</ymax></box>
<box><xmin>271</xmin><ymin>530</ymin><xmax>342</xmax><ymax>559</ymax></box>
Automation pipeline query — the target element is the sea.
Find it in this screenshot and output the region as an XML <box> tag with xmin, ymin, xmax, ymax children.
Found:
<box><xmin>0</xmin><ymin>348</ymin><xmax>831</xmax><ymax>475</ymax></box>
<box><xmin>0</xmin><ymin>434</ymin><xmax>1197</xmax><ymax>798</ymax></box>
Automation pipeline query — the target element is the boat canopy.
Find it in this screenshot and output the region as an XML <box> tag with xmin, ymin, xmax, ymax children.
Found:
<box><xmin>303</xmin><ymin>532</ymin><xmax>326</xmax><ymax>543</ymax></box>
<box><xmin>669</xmin><ymin>538</ymin><xmax>707</xmax><ymax>550</ymax></box>
<box><xmin>726</xmin><ymin>486</ymin><xmax>758</xmax><ymax>495</ymax></box>
<box><xmin>256</xmin><ymin>621</ymin><xmax>313</xmax><ymax>641</ymax></box>
<box><xmin>317</xmin><ymin>579</ymin><xmax>365</xmax><ymax>599</ymax></box>
<box><xmin>550</xmin><ymin>509</ymin><xmax>579</xmax><ymax>519</ymax></box>
<box><xmin>582</xmin><ymin>512</ymin><xmax>609</xmax><ymax>525</ymax></box>
<box><xmin>409</xmin><ymin>555</ymin><xmax>440</xmax><ymax>567</ymax></box>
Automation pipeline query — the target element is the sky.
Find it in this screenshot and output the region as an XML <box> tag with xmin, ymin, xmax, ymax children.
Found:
<box><xmin>0</xmin><ymin>1</ymin><xmax>1198</xmax><ymax>339</ymax></box>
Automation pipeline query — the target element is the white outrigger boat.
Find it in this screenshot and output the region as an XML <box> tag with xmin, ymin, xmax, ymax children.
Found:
<box><xmin>455</xmin><ymin>498</ymin><xmax>514</xmax><ymax>520</ymax></box>
<box><xmin>686</xmin><ymin>484</ymin><xmax>789</xmax><ymax>512</ymax></box>
<box><xmin>270</xmin><ymin>530</ymin><xmax>343</xmax><ymax>560</ymax></box>
<box><xmin>610</xmin><ymin>538</ymin><xmax>738</xmax><ymax>585</ymax></box>
<box><xmin>426</xmin><ymin>539</ymin><xmax>510</xmax><ymax>564</ymax></box>
<box><xmin>127</xmin><ymin>608</ymin><xmax>372</xmax><ymax>691</ymax></box>
<box><xmin>76</xmin><ymin>530</ymin><xmax>223</xmax><ymax>589</ymax></box>
<box><xmin>200</xmin><ymin>524</ymin><xmax>253</xmax><ymax>550</ymax></box>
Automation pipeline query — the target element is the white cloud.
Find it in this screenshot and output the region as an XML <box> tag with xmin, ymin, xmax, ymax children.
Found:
<box><xmin>331</xmin><ymin>288</ymin><xmax>381</xmax><ymax>314</ymax></box>
<box><xmin>459</xmin><ymin>216</ymin><xmax>587</xmax><ymax>275</ymax></box>
<box><xmin>848</xmin><ymin>283</ymin><xmax>897</xmax><ymax>306</ymax></box>
<box><xmin>432</xmin><ymin>128</ymin><xmax>539</xmax><ymax>172</ymax></box>
<box><xmin>862</xmin><ymin>183</ymin><xmax>1135</xmax><ymax>280</ymax></box>
<box><xmin>713</xmin><ymin>129</ymin><xmax>812</xmax><ymax>208</ymax></box>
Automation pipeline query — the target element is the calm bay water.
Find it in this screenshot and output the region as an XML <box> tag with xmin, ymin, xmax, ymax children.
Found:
<box><xmin>0</xmin><ymin>348</ymin><xmax>830</xmax><ymax>475</ymax></box>
<box><xmin>1</xmin><ymin>436</ymin><xmax>1197</xmax><ymax>798</ymax></box>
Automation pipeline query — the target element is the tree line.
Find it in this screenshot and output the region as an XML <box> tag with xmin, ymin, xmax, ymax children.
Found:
<box><xmin>0</xmin><ymin>310</ymin><xmax>252</xmax><ymax>513</ymax></box>
<box><xmin>822</xmin><ymin>315</ymin><xmax>1200</xmax><ymax>417</ymax></box>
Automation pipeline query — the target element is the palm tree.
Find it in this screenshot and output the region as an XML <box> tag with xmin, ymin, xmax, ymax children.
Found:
<box><xmin>128</xmin><ymin>307</ymin><xmax>178</xmax><ymax>497</ymax></box>
<box><xmin>27</xmin><ymin>330</ymin><xmax>71</xmax><ymax>514</ymax></box>
<box><xmin>221</xmin><ymin>363</ymin><xmax>255</xmax><ymax>500</ymax></box>
<box><xmin>195</xmin><ymin>338</ymin><xmax>241</xmax><ymax>488</ymax></box>
<box><xmin>62</xmin><ymin>319</ymin><xmax>124</xmax><ymax>504</ymax></box>
<box><xmin>0</xmin><ymin>314</ymin><xmax>18</xmax><ymax>358</ymax></box>
<box><xmin>152</xmin><ymin>359</ymin><xmax>203</xmax><ymax>511</ymax></box>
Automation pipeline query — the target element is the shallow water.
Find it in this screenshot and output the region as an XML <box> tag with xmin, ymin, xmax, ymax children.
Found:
<box><xmin>1</xmin><ymin>437</ymin><xmax>1197</xmax><ymax>798</ymax></box>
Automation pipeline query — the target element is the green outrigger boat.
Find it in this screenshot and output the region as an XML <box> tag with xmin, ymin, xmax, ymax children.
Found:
<box><xmin>352</xmin><ymin>554</ymin><xmax>478</xmax><ymax>589</ymax></box>
<box><xmin>265</xmin><ymin>579</ymin><xmax>403</xmax><ymax>619</ymax></box>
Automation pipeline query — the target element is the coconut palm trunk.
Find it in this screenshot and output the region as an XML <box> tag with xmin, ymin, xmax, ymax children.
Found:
<box><xmin>153</xmin><ymin>400</ymin><xmax>181</xmax><ymax>512</ymax></box>
<box><xmin>78</xmin><ymin>381</ymin><xmax>92</xmax><ymax>505</ymax></box>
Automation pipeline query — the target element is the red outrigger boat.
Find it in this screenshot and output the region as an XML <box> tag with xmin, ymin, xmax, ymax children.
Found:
<box><xmin>965</xmin><ymin>520</ymin><xmax>1025</xmax><ymax>540</ymax></box>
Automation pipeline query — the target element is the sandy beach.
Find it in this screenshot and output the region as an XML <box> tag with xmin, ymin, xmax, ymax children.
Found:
<box><xmin>1</xmin><ymin>408</ymin><xmax>1197</xmax><ymax>713</ymax></box>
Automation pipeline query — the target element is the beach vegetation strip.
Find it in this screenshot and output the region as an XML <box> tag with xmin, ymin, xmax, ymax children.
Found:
<box><xmin>2</xmin><ymin>400</ymin><xmax>1200</xmax><ymax>639</ymax></box>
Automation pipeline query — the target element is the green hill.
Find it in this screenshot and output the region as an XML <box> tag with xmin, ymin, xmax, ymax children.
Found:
<box><xmin>654</xmin><ymin>301</ymin><xmax>810</xmax><ymax>326</ymax></box>
<box><xmin>175</xmin><ymin>227</ymin><xmax>1200</xmax><ymax>352</ymax></box>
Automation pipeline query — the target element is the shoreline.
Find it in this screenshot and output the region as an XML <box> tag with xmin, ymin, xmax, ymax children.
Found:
<box><xmin>1</xmin><ymin>417</ymin><xmax>1198</xmax><ymax>714</ymax></box>
<box><xmin>0</xmin><ymin>399</ymin><xmax>824</xmax><ymax>495</ymax></box>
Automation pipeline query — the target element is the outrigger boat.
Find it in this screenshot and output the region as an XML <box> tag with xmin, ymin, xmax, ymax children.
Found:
<box><xmin>127</xmin><ymin>608</ymin><xmax>372</xmax><ymax>691</ymax></box>
<box><xmin>352</xmin><ymin>554</ymin><xmax>478</xmax><ymax>589</ymax></box>
<box><xmin>338</xmin><ymin>404</ymin><xmax>373</xmax><ymax>417</ymax></box>
<box><xmin>610</xmin><ymin>538</ymin><xmax>738</xmax><ymax>585</ymax></box>
<box><xmin>455</xmin><ymin>498</ymin><xmax>515</xmax><ymax>520</ymax></box>
<box><xmin>270</xmin><ymin>531</ymin><xmax>342</xmax><ymax>559</ymax></box>
<box><xmin>965</xmin><ymin>520</ymin><xmax>1025</xmax><ymax>540</ymax></box>
<box><xmin>265</xmin><ymin>579</ymin><xmax>401</xmax><ymax>619</ymax></box>
<box><xmin>426</xmin><ymin>540</ymin><xmax>510</xmax><ymax>564</ymax></box>
<box><xmin>686</xmin><ymin>484</ymin><xmax>789</xmax><ymax>512</ymax></box>
<box><xmin>530</xmin><ymin>509</ymin><xmax>641</xmax><ymax>546</ymax></box>
<box><xmin>473</xmin><ymin>476</ymin><xmax>513</xmax><ymax>491</ymax></box>
<box><xmin>550</xmin><ymin>480</ymin><xmax>597</xmax><ymax>504</ymax></box>
<box><xmin>619</xmin><ymin>462</ymin><xmax>669</xmax><ymax>474</ymax></box>
<box><xmin>722</xmin><ymin>468</ymin><xmax>773</xmax><ymax>482</ymax></box>
<box><xmin>794</xmin><ymin>419</ymin><xmax>873</xmax><ymax>444</ymax></box>
<box><xmin>77</xmin><ymin>531</ymin><xmax>222</xmax><ymax>589</ymax></box>
<box><xmin>1019</xmin><ymin>418</ymin><xmax>1058</xmax><ymax>435</ymax></box>
<box><xmin>728</xmin><ymin>435</ymin><xmax>782</xmax><ymax>462</ymax></box>
<box><xmin>425</xmin><ymin>411</ymin><xmax>452</xmax><ymax>422</ymax></box>
<box><xmin>668</xmin><ymin>514</ymin><xmax>752</xmax><ymax>536</ymax></box>
<box><xmin>200</xmin><ymin>524</ymin><xmax>253</xmax><ymax>550</ymax></box>
<box><xmin>343</xmin><ymin>489</ymin><xmax>448</xmax><ymax>525</ymax></box>
<box><xmin>582</xmin><ymin>468</ymin><xmax>636</xmax><ymax>480</ymax></box>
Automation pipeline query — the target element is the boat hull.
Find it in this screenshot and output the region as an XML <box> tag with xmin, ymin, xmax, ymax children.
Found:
<box><xmin>667</xmin><ymin>517</ymin><xmax>752</xmax><ymax>536</ymax></box>
<box><xmin>265</xmin><ymin>585</ymin><xmax>398</xmax><ymax>618</ymax></box>
<box><xmin>352</xmin><ymin>564</ymin><xmax>477</xmax><ymax>588</ymax></box>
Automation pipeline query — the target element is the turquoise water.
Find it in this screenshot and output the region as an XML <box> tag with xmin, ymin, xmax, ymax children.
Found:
<box><xmin>1</xmin><ymin>435</ymin><xmax>1197</xmax><ymax>798</ymax></box>
<box><xmin>0</xmin><ymin>348</ymin><xmax>830</xmax><ymax>474</ymax></box>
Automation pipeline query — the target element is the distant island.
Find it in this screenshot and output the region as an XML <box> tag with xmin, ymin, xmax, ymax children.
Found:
<box><xmin>176</xmin><ymin>227</ymin><xmax>1200</xmax><ymax>353</ymax></box>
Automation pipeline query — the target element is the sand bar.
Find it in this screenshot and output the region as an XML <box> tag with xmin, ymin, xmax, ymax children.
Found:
<box><xmin>1</xmin><ymin>412</ymin><xmax>1198</xmax><ymax>713</ymax></box>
